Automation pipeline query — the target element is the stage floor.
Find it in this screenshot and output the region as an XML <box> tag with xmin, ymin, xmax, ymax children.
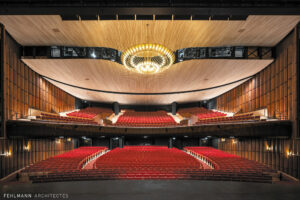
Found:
<box><xmin>1</xmin><ymin>180</ymin><xmax>300</xmax><ymax>200</ymax></box>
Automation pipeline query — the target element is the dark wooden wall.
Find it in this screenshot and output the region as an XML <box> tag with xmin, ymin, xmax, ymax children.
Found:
<box><xmin>0</xmin><ymin>24</ymin><xmax>76</xmax><ymax>179</ymax></box>
<box><xmin>216</xmin><ymin>25</ymin><xmax>300</xmax><ymax>179</ymax></box>
<box><xmin>218</xmin><ymin>138</ymin><xmax>300</xmax><ymax>179</ymax></box>
<box><xmin>216</xmin><ymin>27</ymin><xmax>297</xmax><ymax>123</ymax></box>
<box><xmin>3</xmin><ymin>32</ymin><xmax>75</xmax><ymax>120</ymax></box>
<box><xmin>0</xmin><ymin>138</ymin><xmax>74</xmax><ymax>179</ymax></box>
<box><xmin>1</xmin><ymin>24</ymin><xmax>5</xmax><ymax>137</ymax></box>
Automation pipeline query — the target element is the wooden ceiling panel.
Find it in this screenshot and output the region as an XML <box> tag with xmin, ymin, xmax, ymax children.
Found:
<box><xmin>22</xmin><ymin>58</ymin><xmax>273</xmax><ymax>104</ymax></box>
<box><xmin>0</xmin><ymin>15</ymin><xmax>299</xmax><ymax>51</ymax></box>
<box><xmin>1</xmin><ymin>15</ymin><xmax>293</xmax><ymax>104</ymax></box>
<box><xmin>46</xmin><ymin>78</ymin><xmax>249</xmax><ymax>105</ymax></box>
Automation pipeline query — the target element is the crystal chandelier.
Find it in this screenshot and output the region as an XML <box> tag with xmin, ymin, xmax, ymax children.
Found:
<box><xmin>121</xmin><ymin>44</ymin><xmax>175</xmax><ymax>74</ymax></box>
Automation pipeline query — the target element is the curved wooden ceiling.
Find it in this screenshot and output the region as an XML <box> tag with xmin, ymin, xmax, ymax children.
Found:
<box><xmin>22</xmin><ymin>59</ymin><xmax>273</xmax><ymax>104</ymax></box>
<box><xmin>1</xmin><ymin>15</ymin><xmax>297</xmax><ymax>104</ymax></box>
<box><xmin>0</xmin><ymin>15</ymin><xmax>300</xmax><ymax>51</ymax></box>
<box><xmin>45</xmin><ymin>79</ymin><xmax>249</xmax><ymax>105</ymax></box>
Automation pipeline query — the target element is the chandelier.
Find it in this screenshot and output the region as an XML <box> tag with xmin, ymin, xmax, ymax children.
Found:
<box><xmin>121</xmin><ymin>44</ymin><xmax>175</xmax><ymax>74</ymax></box>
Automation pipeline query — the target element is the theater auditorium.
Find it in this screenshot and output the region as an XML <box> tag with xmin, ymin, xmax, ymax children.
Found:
<box><xmin>0</xmin><ymin>1</ymin><xmax>300</xmax><ymax>199</ymax></box>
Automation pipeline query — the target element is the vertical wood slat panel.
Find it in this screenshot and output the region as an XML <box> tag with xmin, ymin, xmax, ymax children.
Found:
<box><xmin>219</xmin><ymin>138</ymin><xmax>300</xmax><ymax>179</ymax></box>
<box><xmin>0</xmin><ymin>138</ymin><xmax>74</xmax><ymax>179</ymax></box>
<box><xmin>217</xmin><ymin>27</ymin><xmax>299</xmax><ymax>179</ymax></box>
<box><xmin>216</xmin><ymin>29</ymin><xmax>296</xmax><ymax>122</ymax></box>
<box><xmin>3</xmin><ymin>30</ymin><xmax>75</xmax><ymax>120</ymax></box>
<box><xmin>0</xmin><ymin>27</ymin><xmax>76</xmax><ymax>178</ymax></box>
<box><xmin>1</xmin><ymin>24</ymin><xmax>7</xmax><ymax>137</ymax></box>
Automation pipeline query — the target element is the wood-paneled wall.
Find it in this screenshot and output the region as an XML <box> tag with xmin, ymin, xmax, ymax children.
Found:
<box><xmin>0</xmin><ymin>24</ymin><xmax>76</xmax><ymax>178</ymax></box>
<box><xmin>216</xmin><ymin>25</ymin><xmax>300</xmax><ymax>179</ymax></box>
<box><xmin>2</xmin><ymin>28</ymin><xmax>75</xmax><ymax>121</ymax></box>
<box><xmin>217</xmin><ymin>27</ymin><xmax>297</xmax><ymax>123</ymax></box>
<box><xmin>0</xmin><ymin>138</ymin><xmax>74</xmax><ymax>179</ymax></box>
<box><xmin>218</xmin><ymin>138</ymin><xmax>300</xmax><ymax>179</ymax></box>
<box><xmin>1</xmin><ymin>24</ymin><xmax>6</xmax><ymax>137</ymax></box>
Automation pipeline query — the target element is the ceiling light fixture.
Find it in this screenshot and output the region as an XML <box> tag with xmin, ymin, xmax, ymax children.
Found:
<box><xmin>121</xmin><ymin>43</ymin><xmax>175</xmax><ymax>74</ymax></box>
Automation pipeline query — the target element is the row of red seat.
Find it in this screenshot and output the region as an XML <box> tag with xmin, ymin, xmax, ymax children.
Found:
<box><xmin>177</xmin><ymin>107</ymin><xmax>212</xmax><ymax>117</ymax></box>
<box><xmin>36</xmin><ymin>113</ymin><xmax>98</xmax><ymax>125</ymax></box>
<box><xmin>25</xmin><ymin>146</ymin><xmax>275</xmax><ymax>183</ymax></box>
<box><xmin>67</xmin><ymin>107</ymin><xmax>113</xmax><ymax>119</ymax></box>
<box><xmin>24</xmin><ymin>147</ymin><xmax>107</xmax><ymax>173</ymax></box>
<box><xmin>114</xmin><ymin>111</ymin><xmax>178</xmax><ymax>127</ymax></box>
<box><xmin>196</xmin><ymin>112</ymin><xmax>226</xmax><ymax>119</ymax></box>
<box><xmin>33</xmin><ymin>107</ymin><xmax>262</xmax><ymax>127</ymax></box>
<box><xmin>114</xmin><ymin>123</ymin><xmax>178</xmax><ymax>127</ymax></box>
<box><xmin>184</xmin><ymin>147</ymin><xmax>276</xmax><ymax>174</ymax></box>
<box><xmin>26</xmin><ymin>146</ymin><xmax>205</xmax><ymax>182</ymax></box>
<box><xmin>29</xmin><ymin>169</ymin><xmax>273</xmax><ymax>183</ymax></box>
<box><xmin>178</xmin><ymin>107</ymin><xmax>211</xmax><ymax>115</ymax></box>
<box><xmin>95</xmin><ymin>146</ymin><xmax>202</xmax><ymax>171</ymax></box>
<box><xmin>177</xmin><ymin>107</ymin><xmax>227</xmax><ymax>120</ymax></box>
<box><xmin>196</xmin><ymin>113</ymin><xmax>261</xmax><ymax>125</ymax></box>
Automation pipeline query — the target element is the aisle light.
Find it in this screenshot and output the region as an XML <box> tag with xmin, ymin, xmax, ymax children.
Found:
<box><xmin>286</xmin><ymin>150</ymin><xmax>294</xmax><ymax>157</ymax></box>
<box><xmin>0</xmin><ymin>151</ymin><xmax>12</xmax><ymax>157</ymax></box>
<box><xmin>24</xmin><ymin>141</ymin><xmax>31</xmax><ymax>151</ymax></box>
<box><xmin>232</xmin><ymin>139</ymin><xmax>238</xmax><ymax>144</ymax></box>
<box><xmin>286</xmin><ymin>149</ymin><xmax>299</xmax><ymax>158</ymax></box>
<box><xmin>24</xmin><ymin>145</ymin><xmax>30</xmax><ymax>151</ymax></box>
<box><xmin>266</xmin><ymin>145</ymin><xmax>272</xmax><ymax>151</ymax></box>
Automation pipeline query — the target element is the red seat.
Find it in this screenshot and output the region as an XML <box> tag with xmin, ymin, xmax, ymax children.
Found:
<box><xmin>67</xmin><ymin>107</ymin><xmax>113</xmax><ymax>119</ymax></box>
<box><xmin>113</xmin><ymin>111</ymin><xmax>178</xmax><ymax>127</ymax></box>
<box><xmin>26</xmin><ymin>146</ymin><xmax>274</xmax><ymax>183</ymax></box>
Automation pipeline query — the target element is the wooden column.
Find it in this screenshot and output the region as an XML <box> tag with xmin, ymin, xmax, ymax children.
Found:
<box><xmin>0</xmin><ymin>23</ymin><xmax>7</xmax><ymax>138</ymax></box>
<box><xmin>296</xmin><ymin>24</ymin><xmax>300</xmax><ymax>138</ymax></box>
